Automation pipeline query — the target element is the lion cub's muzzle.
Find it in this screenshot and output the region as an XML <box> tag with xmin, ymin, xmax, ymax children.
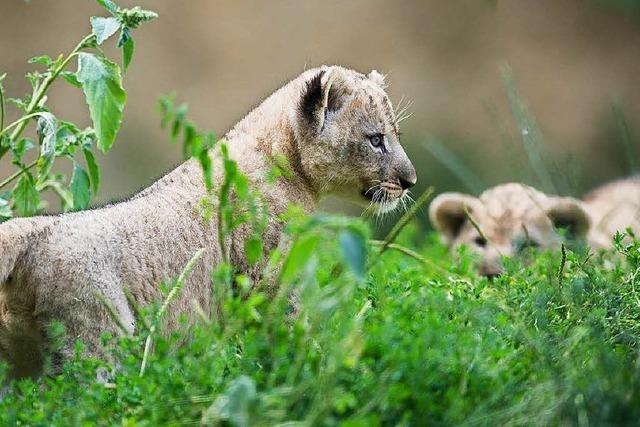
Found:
<box><xmin>362</xmin><ymin>180</ymin><xmax>411</xmax><ymax>206</ymax></box>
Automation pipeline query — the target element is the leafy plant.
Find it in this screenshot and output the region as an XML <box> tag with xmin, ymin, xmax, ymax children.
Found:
<box><xmin>0</xmin><ymin>0</ymin><xmax>156</xmax><ymax>221</ymax></box>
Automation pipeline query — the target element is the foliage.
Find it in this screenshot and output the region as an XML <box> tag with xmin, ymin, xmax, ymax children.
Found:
<box><xmin>3</xmin><ymin>3</ymin><xmax>640</xmax><ymax>426</ymax></box>
<box><xmin>0</xmin><ymin>0</ymin><xmax>156</xmax><ymax>221</ymax></box>
<box><xmin>1</xmin><ymin>220</ymin><xmax>640</xmax><ymax>425</ymax></box>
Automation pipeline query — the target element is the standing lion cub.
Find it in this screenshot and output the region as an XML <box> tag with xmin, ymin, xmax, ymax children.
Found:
<box><xmin>429</xmin><ymin>178</ymin><xmax>640</xmax><ymax>277</ymax></box>
<box><xmin>0</xmin><ymin>65</ymin><xmax>416</xmax><ymax>378</ymax></box>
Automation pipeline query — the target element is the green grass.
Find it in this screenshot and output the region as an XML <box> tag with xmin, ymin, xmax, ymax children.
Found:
<box><xmin>2</xmin><ymin>221</ymin><xmax>640</xmax><ymax>426</ymax></box>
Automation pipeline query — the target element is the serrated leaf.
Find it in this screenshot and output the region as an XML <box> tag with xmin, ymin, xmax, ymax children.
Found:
<box><xmin>199</xmin><ymin>156</ymin><xmax>213</xmax><ymax>192</ymax></box>
<box><xmin>70</xmin><ymin>163</ymin><xmax>91</xmax><ymax>210</ymax></box>
<box><xmin>245</xmin><ymin>237</ymin><xmax>263</xmax><ymax>266</ymax></box>
<box><xmin>13</xmin><ymin>173</ymin><xmax>40</xmax><ymax>216</ymax></box>
<box><xmin>83</xmin><ymin>148</ymin><xmax>100</xmax><ymax>193</ymax></box>
<box><xmin>96</xmin><ymin>0</ymin><xmax>118</xmax><ymax>15</ymax></box>
<box><xmin>235</xmin><ymin>174</ymin><xmax>250</xmax><ymax>200</ymax></box>
<box><xmin>36</xmin><ymin>112</ymin><xmax>58</xmax><ymax>183</ymax></box>
<box><xmin>91</xmin><ymin>16</ymin><xmax>121</xmax><ymax>45</ymax></box>
<box><xmin>339</xmin><ymin>230</ymin><xmax>367</xmax><ymax>279</ymax></box>
<box><xmin>76</xmin><ymin>52</ymin><xmax>126</xmax><ymax>152</ymax></box>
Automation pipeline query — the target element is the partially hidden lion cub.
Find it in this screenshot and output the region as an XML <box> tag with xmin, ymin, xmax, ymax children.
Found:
<box><xmin>429</xmin><ymin>178</ymin><xmax>640</xmax><ymax>277</ymax></box>
<box><xmin>0</xmin><ymin>65</ymin><xmax>416</xmax><ymax>378</ymax></box>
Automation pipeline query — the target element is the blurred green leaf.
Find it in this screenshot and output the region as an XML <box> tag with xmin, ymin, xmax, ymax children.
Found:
<box><xmin>339</xmin><ymin>230</ymin><xmax>367</xmax><ymax>279</ymax></box>
<box><xmin>245</xmin><ymin>237</ymin><xmax>263</xmax><ymax>266</ymax></box>
<box><xmin>202</xmin><ymin>376</ymin><xmax>257</xmax><ymax>427</ymax></box>
<box><xmin>280</xmin><ymin>234</ymin><xmax>321</xmax><ymax>283</ymax></box>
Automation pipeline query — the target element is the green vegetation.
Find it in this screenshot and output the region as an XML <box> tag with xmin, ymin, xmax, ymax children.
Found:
<box><xmin>2</xmin><ymin>2</ymin><xmax>640</xmax><ymax>426</ymax></box>
<box><xmin>2</xmin><ymin>223</ymin><xmax>640</xmax><ymax>425</ymax></box>
<box><xmin>0</xmin><ymin>0</ymin><xmax>156</xmax><ymax>220</ymax></box>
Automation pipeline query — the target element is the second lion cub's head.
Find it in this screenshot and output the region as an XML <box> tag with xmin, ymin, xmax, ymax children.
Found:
<box><xmin>292</xmin><ymin>66</ymin><xmax>416</xmax><ymax>214</ymax></box>
<box><xmin>429</xmin><ymin>183</ymin><xmax>591</xmax><ymax>278</ymax></box>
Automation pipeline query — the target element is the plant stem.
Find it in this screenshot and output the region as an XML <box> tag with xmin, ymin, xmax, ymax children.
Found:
<box><xmin>0</xmin><ymin>79</ymin><xmax>5</xmax><ymax>134</ymax></box>
<box><xmin>0</xmin><ymin>159</ymin><xmax>37</xmax><ymax>190</ymax></box>
<box><xmin>0</xmin><ymin>112</ymin><xmax>46</xmax><ymax>139</ymax></box>
<box><xmin>0</xmin><ymin>34</ymin><xmax>94</xmax><ymax>160</ymax></box>
<box><xmin>369</xmin><ymin>239</ymin><xmax>450</xmax><ymax>274</ymax></box>
<box><xmin>140</xmin><ymin>248</ymin><xmax>205</xmax><ymax>377</ymax></box>
<box><xmin>381</xmin><ymin>186</ymin><xmax>434</xmax><ymax>254</ymax></box>
<box><xmin>463</xmin><ymin>205</ymin><xmax>503</xmax><ymax>257</ymax></box>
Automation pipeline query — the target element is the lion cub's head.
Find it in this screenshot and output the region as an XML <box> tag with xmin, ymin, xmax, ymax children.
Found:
<box><xmin>292</xmin><ymin>66</ymin><xmax>416</xmax><ymax>215</ymax></box>
<box><xmin>429</xmin><ymin>183</ymin><xmax>591</xmax><ymax>277</ymax></box>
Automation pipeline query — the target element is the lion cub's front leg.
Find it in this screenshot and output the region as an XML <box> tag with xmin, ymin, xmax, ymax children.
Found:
<box><xmin>29</xmin><ymin>268</ymin><xmax>135</xmax><ymax>374</ymax></box>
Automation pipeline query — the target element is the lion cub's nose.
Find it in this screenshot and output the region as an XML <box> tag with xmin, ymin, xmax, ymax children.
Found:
<box><xmin>400</xmin><ymin>176</ymin><xmax>415</xmax><ymax>190</ymax></box>
<box><xmin>399</xmin><ymin>168</ymin><xmax>417</xmax><ymax>189</ymax></box>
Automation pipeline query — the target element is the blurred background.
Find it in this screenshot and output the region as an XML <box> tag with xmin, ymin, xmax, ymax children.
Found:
<box><xmin>2</xmin><ymin>0</ymin><xmax>640</xmax><ymax>226</ymax></box>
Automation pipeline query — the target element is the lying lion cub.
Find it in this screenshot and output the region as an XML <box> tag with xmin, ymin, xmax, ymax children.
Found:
<box><xmin>0</xmin><ymin>66</ymin><xmax>416</xmax><ymax>378</ymax></box>
<box><xmin>429</xmin><ymin>178</ymin><xmax>640</xmax><ymax>277</ymax></box>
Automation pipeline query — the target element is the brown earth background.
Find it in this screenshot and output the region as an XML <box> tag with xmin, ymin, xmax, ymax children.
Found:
<box><xmin>2</xmin><ymin>0</ymin><xmax>640</xmax><ymax>223</ymax></box>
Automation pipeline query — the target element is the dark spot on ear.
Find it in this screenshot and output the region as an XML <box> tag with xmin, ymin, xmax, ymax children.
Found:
<box><xmin>327</xmin><ymin>83</ymin><xmax>348</xmax><ymax>113</ymax></box>
<box><xmin>551</xmin><ymin>214</ymin><xmax>583</xmax><ymax>238</ymax></box>
<box><xmin>299</xmin><ymin>70</ymin><xmax>325</xmax><ymax>125</ymax></box>
<box><xmin>448</xmin><ymin>215</ymin><xmax>467</xmax><ymax>239</ymax></box>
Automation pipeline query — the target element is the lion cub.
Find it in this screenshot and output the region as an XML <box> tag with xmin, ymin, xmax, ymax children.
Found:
<box><xmin>0</xmin><ymin>65</ymin><xmax>416</xmax><ymax>378</ymax></box>
<box><xmin>429</xmin><ymin>178</ymin><xmax>640</xmax><ymax>277</ymax></box>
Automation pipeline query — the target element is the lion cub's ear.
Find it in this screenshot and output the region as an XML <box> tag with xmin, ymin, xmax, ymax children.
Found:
<box><xmin>367</xmin><ymin>70</ymin><xmax>387</xmax><ymax>88</ymax></box>
<box><xmin>545</xmin><ymin>197</ymin><xmax>591</xmax><ymax>239</ymax></box>
<box><xmin>298</xmin><ymin>68</ymin><xmax>352</xmax><ymax>134</ymax></box>
<box><xmin>429</xmin><ymin>192</ymin><xmax>481</xmax><ymax>245</ymax></box>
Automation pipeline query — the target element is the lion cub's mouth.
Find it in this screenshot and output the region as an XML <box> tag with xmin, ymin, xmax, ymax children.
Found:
<box><xmin>362</xmin><ymin>181</ymin><xmax>409</xmax><ymax>215</ymax></box>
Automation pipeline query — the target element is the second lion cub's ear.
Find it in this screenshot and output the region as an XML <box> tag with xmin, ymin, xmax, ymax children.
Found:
<box><xmin>299</xmin><ymin>68</ymin><xmax>352</xmax><ymax>134</ymax></box>
<box><xmin>545</xmin><ymin>197</ymin><xmax>591</xmax><ymax>239</ymax></box>
<box><xmin>429</xmin><ymin>192</ymin><xmax>482</xmax><ymax>245</ymax></box>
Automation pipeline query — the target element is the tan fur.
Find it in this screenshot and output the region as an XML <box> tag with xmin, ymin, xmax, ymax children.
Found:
<box><xmin>583</xmin><ymin>177</ymin><xmax>640</xmax><ymax>248</ymax></box>
<box><xmin>431</xmin><ymin>179</ymin><xmax>640</xmax><ymax>277</ymax></box>
<box><xmin>429</xmin><ymin>183</ymin><xmax>590</xmax><ymax>277</ymax></box>
<box><xmin>0</xmin><ymin>65</ymin><xmax>416</xmax><ymax>378</ymax></box>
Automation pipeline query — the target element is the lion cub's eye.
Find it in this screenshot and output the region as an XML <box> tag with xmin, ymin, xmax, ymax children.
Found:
<box><xmin>515</xmin><ymin>238</ymin><xmax>539</xmax><ymax>253</ymax></box>
<box><xmin>368</xmin><ymin>134</ymin><xmax>385</xmax><ymax>148</ymax></box>
<box><xmin>474</xmin><ymin>236</ymin><xmax>487</xmax><ymax>248</ymax></box>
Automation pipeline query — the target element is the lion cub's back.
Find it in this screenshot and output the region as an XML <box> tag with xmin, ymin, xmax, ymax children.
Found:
<box><xmin>584</xmin><ymin>177</ymin><xmax>640</xmax><ymax>246</ymax></box>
